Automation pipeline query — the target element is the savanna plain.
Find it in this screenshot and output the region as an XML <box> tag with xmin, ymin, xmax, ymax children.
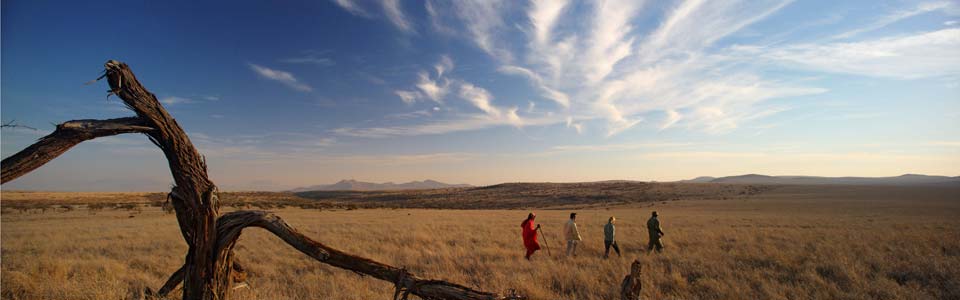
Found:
<box><xmin>2</xmin><ymin>184</ymin><xmax>959</xmax><ymax>300</ymax></box>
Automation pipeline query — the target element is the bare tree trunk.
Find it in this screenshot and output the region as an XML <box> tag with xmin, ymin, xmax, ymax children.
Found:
<box><xmin>101</xmin><ymin>60</ymin><xmax>222</xmax><ymax>299</ymax></box>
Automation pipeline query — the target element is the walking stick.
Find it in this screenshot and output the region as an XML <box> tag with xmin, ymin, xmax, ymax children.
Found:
<box><xmin>537</xmin><ymin>226</ymin><xmax>552</xmax><ymax>256</ymax></box>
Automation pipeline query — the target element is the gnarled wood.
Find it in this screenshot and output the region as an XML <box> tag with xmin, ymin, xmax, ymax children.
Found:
<box><xmin>1</xmin><ymin>117</ymin><xmax>154</xmax><ymax>183</ymax></box>
<box><xmin>103</xmin><ymin>60</ymin><xmax>221</xmax><ymax>299</ymax></box>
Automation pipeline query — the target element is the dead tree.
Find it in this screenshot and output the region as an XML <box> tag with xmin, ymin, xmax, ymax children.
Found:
<box><xmin>0</xmin><ymin>60</ymin><xmax>525</xmax><ymax>300</ymax></box>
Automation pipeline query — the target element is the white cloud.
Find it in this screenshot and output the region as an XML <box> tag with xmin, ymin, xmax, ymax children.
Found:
<box><xmin>387</xmin><ymin>109</ymin><xmax>433</xmax><ymax>119</ymax></box>
<box><xmin>457</xmin><ymin>82</ymin><xmax>520</xmax><ymax>126</ymax></box>
<box><xmin>396</xmin><ymin>56</ymin><xmax>458</xmax><ymax>104</ymax></box>
<box><xmin>498</xmin><ymin>65</ymin><xmax>570</xmax><ymax>108</ymax></box>
<box><xmin>247</xmin><ymin>63</ymin><xmax>313</xmax><ymax>92</ymax></box>
<box><xmin>583</xmin><ymin>0</ymin><xmax>642</xmax><ymax>84</ymax></box>
<box><xmin>394</xmin><ymin>90</ymin><xmax>422</xmax><ymax>105</ymax></box>
<box><xmin>415</xmin><ymin>71</ymin><xmax>449</xmax><ymax>103</ymax></box>
<box><xmin>831</xmin><ymin>2</ymin><xmax>954</xmax><ymax>40</ymax></box>
<box><xmin>659</xmin><ymin>110</ymin><xmax>682</xmax><ymax>130</ymax></box>
<box><xmin>551</xmin><ymin>142</ymin><xmax>693</xmax><ymax>152</ymax></box>
<box><xmin>743</xmin><ymin>28</ymin><xmax>960</xmax><ymax>79</ymax></box>
<box><xmin>340</xmin><ymin>0</ymin><xmax>953</xmax><ymax>139</ymax></box>
<box><xmin>159</xmin><ymin>96</ymin><xmax>194</xmax><ymax>105</ymax></box>
<box><xmin>565</xmin><ymin>116</ymin><xmax>583</xmax><ymax>134</ymax></box>
<box><xmin>637</xmin><ymin>0</ymin><xmax>793</xmax><ymax>62</ymax></box>
<box><xmin>449</xmin><ymin>0</ymin><xmax>512</xmax><ymax>61</ymax></box>
<box><xmin>435</xmin><ymin>55</ymin><xmax>454</xmax><ymax>77</ymax></box>
<box><xmin>331</xmin><ymin>0</ymin><xmax>414</xmax><ymax>33</ymax></box>
<box><xmin>425</xmin><ymin>0</ymin><xmax>457</xmax><ymax>35</ymax></box>
<box><xmin>332</xmin><ymin>113</ymin><xmax>560</xmax><ymax>138</ymax></box>
<box><xmin>381</xmin><ymin>0</ymin><xmax>415</xmax><ymax>33</ymax></box>
<box><xmin>528</xmin><ymin>0</ymin><xmax>569</xmax><ymax>46</ymax></box>
<box><xmin>342</xmin><ymin>55</ymin><xmax>536</xmax><ymax>138</ymax></box>
<box><xmin>331</xmin><ymin>0</ymin><xmax>370</xmax><ymax>17</ymax></box>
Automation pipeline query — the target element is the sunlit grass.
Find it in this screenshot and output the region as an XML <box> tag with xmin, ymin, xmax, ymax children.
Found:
<box><xmin>2</xmin><ymin>194</ymin><xmax>959</xmax><ymax>299</ymax></box>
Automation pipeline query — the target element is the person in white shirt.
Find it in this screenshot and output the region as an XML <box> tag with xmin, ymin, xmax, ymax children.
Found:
<box><xmin>564</xmin><ymin>212</ymin><xmax>582</xmax><ymax>257</ymax></box>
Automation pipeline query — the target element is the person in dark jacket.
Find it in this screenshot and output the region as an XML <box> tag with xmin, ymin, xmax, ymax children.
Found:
<box><xmin>647</xmin><ymin>211</ymin><xmax>665</xmax><ymax>253</ymax></box>
<box><xmin>604</xmin><ymin>216</ymin><xmax>621</xmax><ymax>258</ymax></box>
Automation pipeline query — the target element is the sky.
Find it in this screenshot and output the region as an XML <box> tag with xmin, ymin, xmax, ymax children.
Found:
<box><xmin>1</xmin><ymin>0</ymin><xmax>959</xmax><ymax>191</ymax></box>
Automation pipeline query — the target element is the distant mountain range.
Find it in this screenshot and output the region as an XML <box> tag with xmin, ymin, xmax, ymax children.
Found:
<box><xmin>290</xmin><ymin>179</ymin><xmax>472</xmax><ymax>192</ymax></box>
<box><xmin>680</xmin><ymin>174</ymin><xmax>960</xmax><ymax>186</ymax></box>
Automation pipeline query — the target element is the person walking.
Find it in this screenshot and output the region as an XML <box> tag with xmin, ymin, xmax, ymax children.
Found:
<box><xmin>604</xmin><ymin>216</ymin><xmax>622</xmax><ymax>258</ymax></box>
<box><xmin>564</xmin><ymin>213</ymin><xmax>582</xmax><ymax>257</ymax></box>
<box><xmin>520</xmin><ymin>212</ymin><xmax>541</xmax><ymax>260</ymax></box>
<box><xmin>647</xmin><ymin>211</ymin><xmax>665</xmax><ymax>253</ymax></box>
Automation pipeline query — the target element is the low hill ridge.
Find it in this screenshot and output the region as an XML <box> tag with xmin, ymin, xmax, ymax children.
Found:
<box><xmin>681</xmin><ymin>174</ymin><xmax>960</xmax><ymax>186</ymax></box>
<box><xmin>290</xmin><ymin>179</ymin><xmax>471</xmax><ymax>192</ymax></box>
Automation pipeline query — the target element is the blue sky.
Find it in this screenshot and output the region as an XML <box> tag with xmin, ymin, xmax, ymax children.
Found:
<box><xmin>2</xmin><ymin>0</ymin><xmax>958</xmax><ymax>191</ymax></box>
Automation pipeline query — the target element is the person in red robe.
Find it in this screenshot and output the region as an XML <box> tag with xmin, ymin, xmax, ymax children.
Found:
<box><xmin>521</xmin><ymin>212</ymin><xmax>541</xmax><ymax>260</ymax></box>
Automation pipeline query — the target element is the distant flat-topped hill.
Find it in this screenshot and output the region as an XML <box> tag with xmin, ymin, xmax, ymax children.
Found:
<box><xmin>681</xmin><ymin>174</ymin><xmax>960</xmax><ymax>186</ymax></box>
<box><xmin>290</xmin><ymin>179</ymin><xmax>471</xmax><ymax>192</ymax></box>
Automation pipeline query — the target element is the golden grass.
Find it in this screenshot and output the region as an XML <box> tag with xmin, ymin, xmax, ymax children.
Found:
<box><xmin>2</xmin><ymin>188</ymin><xmax>959</xmax><ymax>299</ymax></box>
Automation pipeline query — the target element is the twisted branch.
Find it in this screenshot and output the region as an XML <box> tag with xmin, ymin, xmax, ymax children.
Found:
<box><xmin>1</xmin><ymin>117</ymin><xmax>154</xmax><ymax>183</ymax></box>
<box><xmin>216</xmin><ymin>210</ymin><xmax>524</xmax><ymax>300</ymax></box>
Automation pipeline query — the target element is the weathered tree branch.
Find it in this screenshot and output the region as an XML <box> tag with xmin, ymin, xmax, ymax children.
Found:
<box><xmin>1</xmin><ymin>117</ymin><xmax>154</xmax><ymax>183</ymax></box>
<box><xmin>214</xmin><ymin>210</ymin><xmax>525</xmax><ymax>300</ymax></box>
<box><xmin>1</xmin><ymin>119</ymin><xmax>38</xmax><ymax>130</ymax></box>
<box><xmin>152</xmin><ymin>265</ymin><xmax>186</xmax><ymax>298</ymax></box>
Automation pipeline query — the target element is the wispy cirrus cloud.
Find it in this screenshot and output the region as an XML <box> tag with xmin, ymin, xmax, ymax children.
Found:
<box><xmin>498</xmin><ymin>65</ymin><xmax>570</xmax><ymax>108</ymax></box>
<box><xmin>247</xmin><ymin>63</ymin><xmax>313</xmax><ymax>92</ymax></box>
<box><xmin>423</xmin><ymin>0</ymin><xmax>811</xmax><ymax>136</ymax></box>
<box><xmin>380</xmin><ymin>0</ymin><xmax>415</xmax><ymax>33</ymax></box>
<box><xmin>354</xmin><ymin>56</ymin><xmax>550</xmax><ymax>138</ymax></box>
<box><xmin>394</xmin><ymin>90</ymin><xmax>422</xmax><ymax>105</ymax></box>
<box><xmin>331</xmin><ymin>113</ymin><xmax>561</xmax><ymax>138</ymax></box>
<box><xmin>338</xmin><ymin>0</ymin><xmax>955</xmax><ymax>139</ymax></box>
<box><xmin>159</xmin><ymin>96</ymin><xmax>194</xmax><ymax>105</ymax></box>
<box><xmin>830</xmin><ymin>1</ymin><xmax>955</xmax><ymax>40</ymax></box>
<box><xmin>737</xmin><ymin>28</ymin><xmax>960</xmax><ymax>79</ymax></box>
<box><xmin>330</xmin><ymin>0</ymin><xmax>370</xmax><ymax>17</ymax></box>
<box><xmin>331</xmin><ymin>0</ymin><xmax>415</xmax><ymax>33</ymax></box>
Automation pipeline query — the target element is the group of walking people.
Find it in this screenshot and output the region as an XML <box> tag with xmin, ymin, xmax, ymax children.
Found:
<box><xmin>520</xmin><ymin>211</ymin><xmax>665</xmax><ymax>260</ymax></box>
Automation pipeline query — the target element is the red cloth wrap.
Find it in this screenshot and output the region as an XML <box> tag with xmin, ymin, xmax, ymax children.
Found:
<box><xmin>521</xmin><ymin>219</ymin><xmax>541</xmax><ymax>252</ymax></box>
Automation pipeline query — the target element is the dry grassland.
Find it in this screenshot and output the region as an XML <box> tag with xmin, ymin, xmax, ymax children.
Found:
<box><xmin>2</xmin><ymin>185</ymin><xmax>959</xmax><ymax>300</ymax></box>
